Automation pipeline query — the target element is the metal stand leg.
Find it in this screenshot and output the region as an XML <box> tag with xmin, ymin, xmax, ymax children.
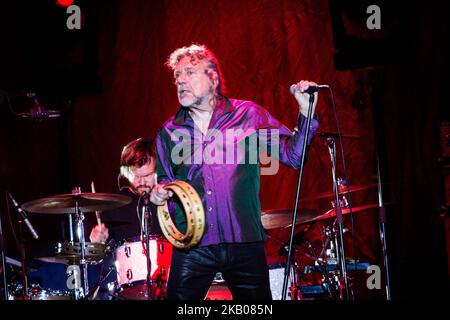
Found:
<box><xmin>142</xmin><ymin>196</ymin><xmax>153</xmax><ymax>300</ymax></box>
<box><xmin>327</xmin><ymin>138</ymin><xmax>350</xmax><ymax>300</ymax></box>
<box><xmin>376</xmin><ymin>154</ymin><xmax>391</xmax><ymax>300</ymax></box>
<box><xmin>74</xmin><ymin>202</ymin><xmax>89</xmax><ymax>299</ymax></box>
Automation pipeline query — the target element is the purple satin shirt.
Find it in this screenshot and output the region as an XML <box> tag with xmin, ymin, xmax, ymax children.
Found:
<box><xmin>156</xmin><ymin>96</ymin><xmax>318</xmax><ymax>247</ymax></box>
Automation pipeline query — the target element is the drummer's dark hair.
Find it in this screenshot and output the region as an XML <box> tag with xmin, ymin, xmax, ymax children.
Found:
<box><xmin>120</xmin><ymin>138</ymin><xmax>155</xmax><ymax>171</ymax></box>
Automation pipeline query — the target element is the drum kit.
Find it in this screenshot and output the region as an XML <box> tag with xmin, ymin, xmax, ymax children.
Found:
<box><xmin>261</xmin><ymin>181</ymin><xmax>380</xmax><ymax>300</ymax></box>
<box><xmin>2</xmin><ymin>178</ymin><xmax>380</xmax><ymax>301</ymax></box>
<box><xmin>4</xmin><ymin>190</ymin><xmax>174</xmax><ymax>300</ymax></box>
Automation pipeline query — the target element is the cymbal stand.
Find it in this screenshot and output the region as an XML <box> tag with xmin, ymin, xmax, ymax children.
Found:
<box><xmin>288</xmin><ymin>261</ymin><xmax>302</xmax><ymax>300</ymax></box>
<box><xmin>376</xmin><ymin>154</ymin><xmax>391</xmax><ymax>300</ymax></box>
<box><xmin>73</xmin><ymin>201</ymin><xmax>89</xmax><ymax>299</ymax></box>
<box><xmin>68</xmin><ymin>212</ymin><xmax>74</xmax><ymax>242</ymax></box>
<box><xmin>326</xmin><ymin>137</ymin><xmax>349</xmax><ymax>300</ymax></box>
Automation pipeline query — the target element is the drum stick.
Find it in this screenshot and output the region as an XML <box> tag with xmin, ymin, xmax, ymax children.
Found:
<box><xmin>90</xmin><ymin>181</ymin><xmax>102</xmax><ymax>227</ymax></box>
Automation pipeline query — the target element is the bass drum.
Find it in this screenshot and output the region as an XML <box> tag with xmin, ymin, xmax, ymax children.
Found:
<box><xmin>114</xmin><ymin>236</ymin><xmax>172</xmax><ymax>300</ymax></box>
<box><xmin>269</xmin><ymin>263</ymin><xmax>292</xmax><ymax>300</ymax></box>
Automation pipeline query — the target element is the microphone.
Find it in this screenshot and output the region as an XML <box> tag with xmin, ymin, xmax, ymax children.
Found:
<box><xmin>289</xmin><ymin>84</ymin><xmax>329</xmax><ymax>95</ymax></box>
<box><xmin>141</xmin><ymin>191</ymin><xmax>151</xmax><ymax>205</ymax></box>
<box><xmin>18</xmin><ymin>94</ymin><xmax>60</xmax><ymax>120</ymax></box>
<box><xmin>7</xmin><ymin>192</ymin><xmax>39</xmax><ymax>239</ymax></box>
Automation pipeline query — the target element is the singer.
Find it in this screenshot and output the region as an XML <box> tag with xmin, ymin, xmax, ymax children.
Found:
<box><xmin>150</xmin><ymin>44</ymin><xmax>321</xmax><ymax>300</ymax></box>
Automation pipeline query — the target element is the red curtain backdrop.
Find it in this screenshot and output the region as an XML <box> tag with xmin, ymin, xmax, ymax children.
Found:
<box><xmin>0</xmin><ymin>0</ymin><xmax>448</xmax><ymax>299</ymax></box>
<box><xmin>67</xmin><ymin>0</ymin><xmax>379</xmax><ymax>274</ymax></box>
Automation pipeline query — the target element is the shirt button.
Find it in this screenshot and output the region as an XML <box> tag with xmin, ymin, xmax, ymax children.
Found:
<box><xmin>209</xmin><ymin>223</ymin><xmax>214</xmax><ymax>228</ymax></box>
<box><xmin>203</xmin><ymin>142</ymin><xmax>208</xmax><ymax>147</ymax></box>
<box><xmin>208</xmin><ymin>207</ymin><xmax>212</xmax><ymax>212</ymax></box>
<box><xmin>206</xmin><ymin>190</ymin><xmax>212</xmax><ymax>195</ymax></box>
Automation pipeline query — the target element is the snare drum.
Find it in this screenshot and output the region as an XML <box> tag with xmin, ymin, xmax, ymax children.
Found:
<box><xmin>114</xmin><ymin>237</ymin><xmax>172</xmax><ymax>300</ymax></box>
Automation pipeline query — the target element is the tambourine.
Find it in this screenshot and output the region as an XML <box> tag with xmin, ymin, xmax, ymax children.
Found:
<box><xmin>157</xmin><ymin>180</ymin><xmax>205</xmax><ymax>249</ymax></box>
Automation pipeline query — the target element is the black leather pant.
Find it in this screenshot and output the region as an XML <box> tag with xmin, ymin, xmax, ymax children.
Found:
<box><xmin>167</xmin><ymin>242</ymin><xmax>272</xmax><ymax>300</ymax></box>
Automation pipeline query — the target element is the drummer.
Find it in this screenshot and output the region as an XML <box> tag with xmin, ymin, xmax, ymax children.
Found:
<box><xmin>89</xmin><ymin>138</ymin><xmax>162</xmax><ymax>244</ymax></box>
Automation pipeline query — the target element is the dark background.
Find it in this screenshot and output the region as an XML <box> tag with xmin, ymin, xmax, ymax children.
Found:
<box><xmin>0</xmin><ymin>0</ymin><xmax>448</xmax><ymax>299</ymax></box>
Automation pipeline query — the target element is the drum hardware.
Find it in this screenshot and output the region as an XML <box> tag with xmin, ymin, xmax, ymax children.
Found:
<box><xmin>142</xmin><ymin>194</ymin><xmax>154</xmax><ymax>299</ymax></box>
<box><xmin>330</xmin><ymin>194</ymin><xmax>349</xmax><ymax>210</ymax></box>
<box><xmin>85</xmin><ymin>265</ymin><xmax>116</xmax><ymax>300</ymax></box>
<box><xmin>316</xmin><ymin>131</ymin><xmax>362</xmax><ymax>140</ymax></box>
<box><xmin>261</xmin><ymin>209</ymin><xmax>321</xmax><ymax>230</ymax></box>
<box><xmin>289</xmin><ymin>236</ymin><xmax>334</xmax><ymax>300</ymax></box>
<box><xmin>325</xmin><ymin>137</ymin><xmax>350</xmax><ymax>299</ymax></box>
<box><xmin>212</xmin><ymin>272</ymin><xmax>225</xmax><ymax>284</ymax></box>
<box><xmin>375</xmin><ymin>153</ymin><xmax>391</xmax><ymax>300</ymax></box>
<box><xmin>83</xmin><ymin>238</ymin><xmax>119</xmax><ymax>300</ymax></box>
<box><xmin>19</xmin><ymin>190</ymin><xmax>131</xmax><ymax>300</ymax></box>
<box><xmin>298</xmin><ymin>222</ymin><xmax>373</xmax><ymax>300</ymax></box>
<box><xmin>300</xmin><ymin>182</ymin><xmax>377</xmax><ymax>202</ymax></box>
<box><xmin>8</xmin><ymin>283</ymin><xmax>72</xmax><ymax>300</ymax></box>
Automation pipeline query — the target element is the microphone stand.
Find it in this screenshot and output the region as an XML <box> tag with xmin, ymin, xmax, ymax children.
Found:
<box><xmin>142</xmin><ymin>195</ymin><xmax>153</xmax><ymax>300</ymax></box>
<box><xmin>281</xmin><ymin>93</ymin><xmax>315</xmax><ymax>300</ymax></box>
<box><xmin>0</xmin><ymin>208</ymin><xmax>8</xmax><ymax>300</ymax></box>
<box><xmin>327</xmin><ymin>138</ymin><xmax>350</xmax><ymax>300</ymax></box>
<box><xmin>376</xmin><ymin>153</ymin><xmax>391</xmax><ymax>300</ymax></box>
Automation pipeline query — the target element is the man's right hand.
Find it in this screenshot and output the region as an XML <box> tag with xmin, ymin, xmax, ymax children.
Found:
<box><xmin>150</xmin><ymin>183</ymin><xmax>173</xmax><ymax>205</ymax></box>
<box><xmin>89</xmin><ymin>223</ymin><xmax>109</xmax><ymax>244</ymax></box>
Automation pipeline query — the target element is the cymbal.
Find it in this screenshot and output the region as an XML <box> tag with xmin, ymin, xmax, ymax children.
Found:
<box><xmin>309</xmin><ymin>204</ymin><xmax>379</xmax><ymax>223</ymax></box>
<box><xmin>301</xmin><ymin>183</ymin><xmax>377</xmax><ymax>202</ymax></box>
<box><xmin>261</xmin><ymin>208</ymin><xmax>321</xmax><ymax>229</ymax></box>
<box><xmin>22</xmin><ymin>192</ymin><xmax>132</xmax><ymax>214</ymax></box>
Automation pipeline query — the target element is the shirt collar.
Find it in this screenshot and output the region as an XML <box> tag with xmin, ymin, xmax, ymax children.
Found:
<box><xmin>173</xmin><ymin>95</ymin><xmax>235</xmax><ymax>126</ymax></box>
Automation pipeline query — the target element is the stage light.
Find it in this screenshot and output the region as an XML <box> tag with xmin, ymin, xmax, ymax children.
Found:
<box><xmin>56</xmin><ymin>0</ymin><xmax>74</xmax><ymax>8</ymax></box>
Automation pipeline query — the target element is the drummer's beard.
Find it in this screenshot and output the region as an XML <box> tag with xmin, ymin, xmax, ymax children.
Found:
<box><xmin>133</xmin><ymin>184</ymin><xmax>153</xmax><ymax>196</ymax></box>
